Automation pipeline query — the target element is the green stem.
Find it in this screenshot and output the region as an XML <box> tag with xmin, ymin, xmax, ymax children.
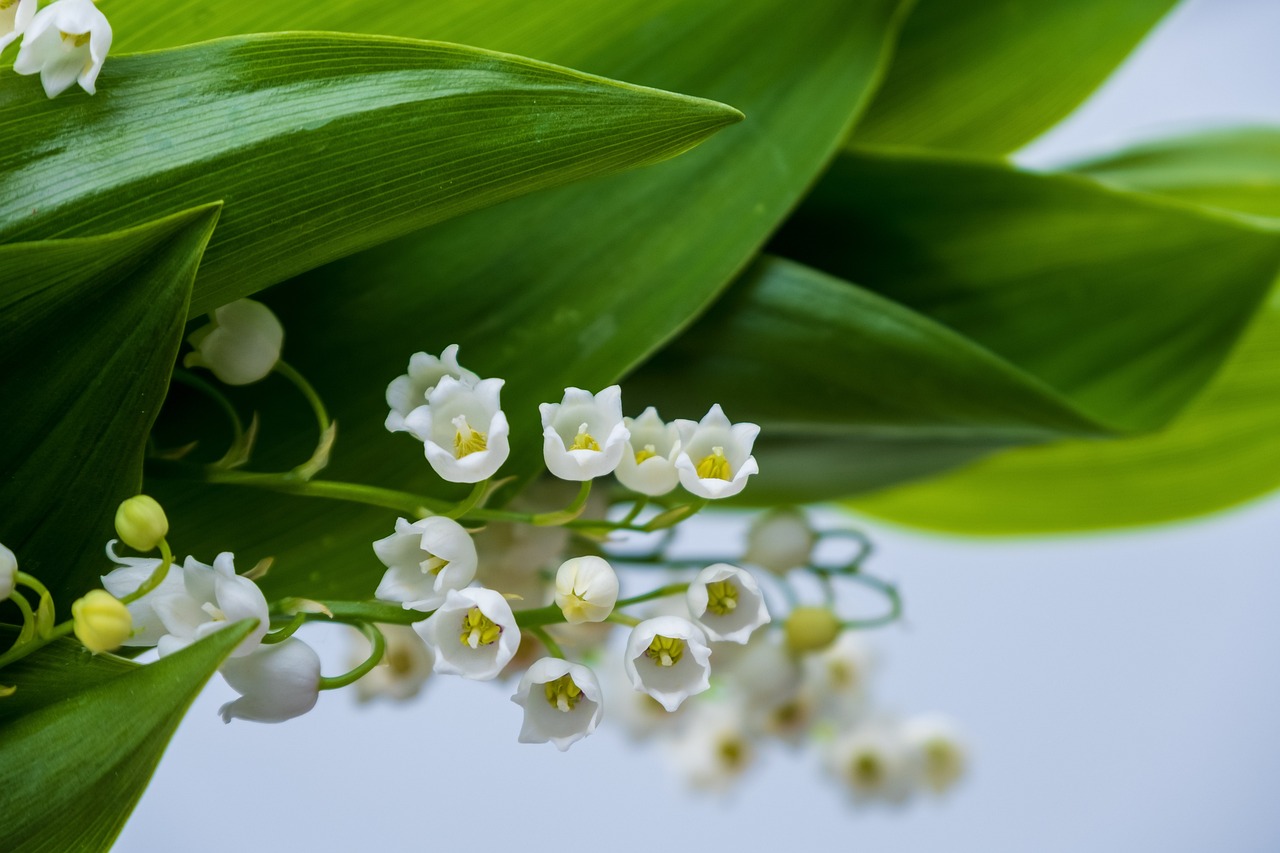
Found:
<box><xmin>617</xmin><ymin>496</ymin><xmax>649</xmax><ymax>527</ymax></box>
<box><xmin>615</xmin><ymin>584</ymin><xmax>688</xmax><ymax>609</ymax></box>
<box><xmin>464</xmin><ymin>480</ymin><xmax>592</xmax><ymax>527</ymax></box>
<box><xmin>261</xmin><ymin>612</ymin><xmax>307</xmax><ymax>644</ymax></box>
<box><xmin>318</xmin><ymin>622</ymin><xmax>385</xmax><ymax>691</ymax></box>
<box><xmin>274</xmin><ymin>359</ymin><xmax>331</xmax><ymax>434</ymax></box>
<box><xmin>529</xmin><ymin>625</ymin><xmax>565</xmax><ymax>659</ymax></box>
<box><xmin>160</xmin><ymin>465</ymin><xmax>451</xmax><ymax>516</ymax></box>
<box><xmin>15</xmin><ymin>572</ymin><xmax>50</xmax><ymax>601</ymax></box>
<box><xmin>445</xmin><ymin>480</ymin><xmax>489</xmax><ymax>520</ymax></box>
<box><xmin>171</xmin><ymin>368</ymin><xmax>245</xmax><ymax>449</ymax></box>
<box><xmin>605</xmin><ymin>612</ymin><xmax>641</xmax><ymax>627</ymax></box>
<box><xmin>10</xmin><ymin>591</ymin><xmax>36</xmax><ymax>644</ymax></box>
<box><xmin>120</xmin><ymin>539</ymin><xmax>174</xmax><ymax>605</ymax></box>
<box><xmin>0</xmin><ymin>621</ymin><xmax>74</xmax><ymax>670</ymax></box>
<box><xmin>275</xmin><ymin>598</ymin><xmax>424</xmax><ymax>626</ymax></box>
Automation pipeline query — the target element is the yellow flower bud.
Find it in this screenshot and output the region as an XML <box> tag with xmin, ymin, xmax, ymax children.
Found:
<box><xmin>72</xmin><ymin>590</ymin><xmax>132</xmax><ymax>654</ymax></box>
<box><xmin>783</xmin><ymin>606</ymin><xmax>842</xmax><ymax>654</ymax></box>
<box><xmin>114</xmin><ymin>494</ymin><xmax>169</xmax><ymax>552</ymax></box>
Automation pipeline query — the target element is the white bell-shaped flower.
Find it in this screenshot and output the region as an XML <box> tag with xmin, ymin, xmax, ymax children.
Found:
<box><xmin>809</xmin><ymin>631</ymin><xmax>876</xmax><ymax>723</ymax></box>
<box><xmin>725</xmin><ymin>634</ymin><xmax>803</xmax><ymax>711</ymax></box>
<box><xmin>673</xmin><ymin>405</ymin><xmax>759</xmax><ymax>500</ymax></box>
<box><xmin>686</xmin><ymin>563</ymin><xmax>770</xmax><ymax>644</ymax></box>
<box><xmin>415</xmin><ymin>587</ymin><xmax>520</xmax><ymax>681</ymax></box>
<box><xmin>373</xmin><ymin>516</ymin><xmax>477</xmax><ymax>612</ymax></box>
<box><xmin>666</xmin><ymin>702</ymin><xmax>755</xmax><ymax>791</ymax></box>
<box><xmin>623</xmin><ymin>615</ymin><xmax>712</xmax><ymax>712</ymax></box>
<box><xmin>404</xmin><ymin>376</ymin><xmax>510</xmax><ymax>483</ymax></box>
<box><xmin>615</xmin><ymin>407</ymin><xmax>681</xmax><ymax>496</ymax></box>
<box><xmin>828</xmin><ymin>722</ymin><xmax>922</xmax><ymax>804</ymax></box>
<box><xmin>354</xmin><ymin>624</ymin><xmax>435</xmax><ymax>703</ymax></box>
<box><xmin>511</xmin><ymin>657</ymin><xmax>604</xmax><ymax>751</ymax></box>
<box><xmin>100</xmin><ymin>540</ymin><xmax>188</xmax><ymax>647</ymax></box>
<box><xmin>151</xmin><ymin>553</ymin><xmax>269</xmax><ymax>657</ymax></box>
<box><xmin>0</xmin><ymin>542</ymin><xmax>17</xmax><ymax>601</ymax></box>
<box><xmin>744</xmin><ymin>508</ymin><xmax>815</xmax><ymax>574</ymax></box>
<box><xmin>540</xmin><ymin>386</ymin><xmax>630</xmax><ymax>481</ymax></box>
<box><xmin>554</xmin><ymin>556</ymin><xmax>618</xmax><ymax>624</ymax></box>
<box><xmin>219</xmin><ymin>638</ymin><xmax>321</xmax><ymax>723</ymax></box>
<box><xmin>0</xmin><ymin>0</ymin><xmax>35</xmax><ymax>54</ymax></box>
<box><xmin>12</xmin><ymin>0</ymin><xmax>110</xmax><ymax>98</ymax></box>
<box><xmin>184</xmin><ymin>299</ymin><xmax>284</xmax><ymax>385</ymax></box>
<box><xmin>902</xmin><ymin>713</ymin><xmax>968</xmax><ymax>795</ymax></box>
<box><xmin>385</xmin><ymin>344</ymin><xmax>481</xmax><ymax>434</ymax></box>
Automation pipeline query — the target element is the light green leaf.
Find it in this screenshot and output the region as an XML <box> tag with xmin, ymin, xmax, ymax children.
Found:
<box><xmin>852</xmin><ymin>0</ymin><xmax>1179</xmax><ymax>154</ymax></box>
<box><xmin>0</xmin><ymin>622</ymin><xmax>253</xmax><ymax>853</ymax></box>
<box><xmin>1</xmin><ymin>33</ymin><xmax>740</xmax><ymax>315</ymax></box>
<box><xmin>142</xmin><ymin>0</ymin><xmax>910</xmax><ymax>602</ymax></box>
<box><xmin>0</xmin><ymin>207</ymin><xmax>220</xmax><ymax>606</ymax></box>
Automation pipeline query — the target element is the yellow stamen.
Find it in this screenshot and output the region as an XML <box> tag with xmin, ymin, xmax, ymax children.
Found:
<box><xmin>569</xmin><ymin>422</ymin><xmax>600</xmax><ymax>452</ymax></box>
<box><xmin>645</xmin><ymin>634</ymin><xmax>684</xmax><ymax>667</ymax></box>
<box><xmin>543</xmin><ymin>674</ymin><xmax>583</xmax><ymax>713</ymax></box>
<box><xmin>458</xmin><ymin>607</ymin><xmax>502</xmax><ymax>649</ymax></box>
<box><xmin>718</xmin><ymin>736</ymin><xmax>748</xmax><ymax>770</ymax></box>
<box><xmin>851</xmin><ymin>753</ymin><xmax>884</xmax><ymax>788</ymax></box>
<box><xmin>422</xmin><ymin>555</ymin><xmax>449</xmax><ymax>576</ymax></box>
<box><xmin>634</xmin><ymin>443</ymin><xmax>658</xmax><ymax>464</ymax></box>
<box><xmin>200</xmin><ymin>602</ymin><xmax>226</xmax><ymax>622</ymax></box>
<box><xmin>695</xmin><ymin>446</ymin><xmax>732</xmax><ymax>480</ymax></box>
<box><xmin>386</xmin><ymin>647</ymin><xmax>414</xmax><ymax>675</ymax></box>
<box><xmin>60</xmin><ymin>30</ymin><xmax>91</xmax><ymax>47</ymax></box>
<box><xmin>452</xmin><ymin>415</ymin><xmax>488</xmax><ymax>459</ymax></box>
<box><xmin>0</xmin><ymin>0</ymin><xmax>19</xmax><ymax>11</ymax></box>
<box><xmin>705</xmin><ymin>580</ymin><xmax>738</xmax><ymax>616</ymax></box>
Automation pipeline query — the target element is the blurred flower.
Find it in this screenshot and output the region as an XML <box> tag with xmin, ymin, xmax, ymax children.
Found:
<box><xmin>903</xmin><ymin>713</ymin><xmax>968</xmax><ymax>795</ymax></box>
<box><xmin>540</xmin><ymin>386</ymin><xmax>630</xmax><ymax>480</ymax></box>
<box><xmin>101</xmin><ymin>540</ymin><xmax>187</xmax><ymax>646</ymax></box>
<box><xmin>71</xmin><ymin>589</ymin><xmax>131</xmax><ymax>653</ymax></box>
<box><xmin>219</xmin><ymin>638</ymin><xmax>321</xmax><ymax>723</ymax></box>
<box><xmin>511</xmin><ymin>657</ymin><xmax>603</xmax><ymax>751</ymax></box>
<box><xmin>184</xmin><ymin>299</ymin><xmax>284</xmax><ymax>385</ymax></box>
<box><xmin>554</xmin><ymin>556</ymin><xmax>618</xmax><ymax>624</ymax></box>
<box><xmin>0</xmin><ymin>0</ymin><xmax>35</xmax><ymax>54</ymax></box>
<box><xmin>725</xmin><ymin>634</ymin><xmax>802</xmax><ymax>712</ymax></box>
<box><xmin>743</xmin><ymin>508</ymin><xmax>815</xmax><ymax>575</ymax></box>
<box><xmin>672</xmin><ymin>405</ymin><xmax>759</xmax><ymax>499</ymax></box>
<box><xmin>623</xmin><ymin>615</ymin><xmax>712</xmax><ymax>712</ymax></box>
<box><xmin>783</xmin><ymin>606</ymin><xmax>842</xmax><ymax>654</ymax></box>
<box><xmin>353</xmin><ymin>623</ymin><xmax>435</xmax><ymax>704</ymax></box>
<box><xmin>828</xmin><ymin>723</ymin><xmax>921</xmax><ymax>805</ymax></box>
<box><xmin>374</xmin><ymin>516</ymin><xmax>477</xmax><ymax>612</ymax></box>
<box><xmin>405</xmin><ymin>376</ymin><xmax>510</xmax><ymax>483</ymax></box>
<box><xmin>667</xmin><ymin>702</ymin><xmax>755</xmax><ymax>791</ymax></box>
<box><xmin>12</xmin><ymin>0</ymin><xmax>110</xmax><ymax>98</ymax></box>
<box><xmin>385</xmin><ymin>344</ymin><xmax>480</xmax><ymax>434</ymax></box>
<box><xmin>614</xmin><ymin>407</ymin><xmax>681</xmax><ymax>496</ymax></box>
<box><xmin>416</xmin><ymin>587</ymin><xmax>519</xmax><ymax>680</ymax></box>
<box><xmin>685</xmin><ymin>563</ymin><xmax>769</xmax><ymax>644</ymax></box>
<box><xmin>808</xmin><ymin>631</ymin><xmax>875</xmax><ymax>723</ymax></box>
<box><xmin>113</xmin><ymin>494</ymin><xmax>168</xmax><ymax>553</ymax></box>
<box><xmin>152</xmin><ymin>553</ymin><xmax>270</xmax><ymax>658</ymax></box>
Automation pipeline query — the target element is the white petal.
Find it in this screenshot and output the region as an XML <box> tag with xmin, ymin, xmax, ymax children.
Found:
<box><xmin>219</xmin><ymin>639</ymin><xmax>321</xmax><ymax>723</ymax></box>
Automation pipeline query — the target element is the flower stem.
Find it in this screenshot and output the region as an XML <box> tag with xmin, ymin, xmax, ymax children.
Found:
<box><xmin>261</xmin><ymin>612</ymin><xmax>308</xmax><ymax>644</ymax></box>
<box><xmin>0</xmin><ymin>621</ymin><xmax>75</xmax><ymax>670</ymax></box>
<box><xmin>614</xmin><ymin>583</ymin><xmax>688</xmax><ymax>609</ymax></box>
<box><xmin>604</xmin><ymin>612</ymin><xmax>641</xmax><ymax>627</ymax></box>
<box><xmin>445</xmin><ymin>479</ymin><xmax>489</xmax><ymax>520</ymax></box>
<box><xmin>273</xmin><ymin>359</ymin><xmax>331</xmax><ymax>434</ymax></box>
<box><xmin>159</xmin><ymin>465</ymin><xmax>451</xmax><ymax>516</ymax></box>
<box><xmin>120</xmin><ymin>539</ymin><xmax>174</xmax><ymax>605</ymax></box>
<box><xmin>529</xmin><ymin>625</ymin><xmax>565</xmax><ymax>659</ymax></box>
<box><xmin>318</xmin><ymin>622</ymin><xmax>385</xmax><ymax>691</ymax></box>
<box><xmin>275</xmin><ymin>598</ymin><xmax>423</xmax><ymax>626</ymax></box>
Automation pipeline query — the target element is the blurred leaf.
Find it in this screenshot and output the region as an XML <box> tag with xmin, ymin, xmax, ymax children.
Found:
<box><xmin>0</xmin><ymin>207</ymin><xmax>219</xmax><ymax>606</ymax></box>
<box><xmin>1</xmin><ymin>33</ymin><xmax>740</xmax><ymax>316</ymax></box>
<box><xmin>852</xmin><ymin>0</ymin><xmax>1178</xmax><ymax>154</ymax></box>
<box><xmin>0</xmin><ymin>622</ymin><xmax>252</xmax><ymax>853</ymax></box>
<box><xmin>144</xmin><ymin>0</ymin><xmax>910</xmax><ymax>601</ymax></box>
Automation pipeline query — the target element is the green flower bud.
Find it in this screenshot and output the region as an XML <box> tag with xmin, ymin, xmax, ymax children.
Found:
<box><xmin>114</xmin><ymin>494</ymin><xmax>169</xmax><ymax>552</ymax></box>
<box><xmin>72</xmin><ymin>590</ymin><xmax>132</xmax><ymax>654</ymax></box>
<box><xmin>783</xmin><ymin>606</ymin><xmax>841</xmax><ymax>654</ymax></box>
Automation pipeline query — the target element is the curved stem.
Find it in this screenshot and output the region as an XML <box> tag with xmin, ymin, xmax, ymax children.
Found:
<box><xmin>445</xmin><ymin>480</ymin><xmax>489</xmax><ymax>520</ymax></box>
<box><xmin>261</xmin><ymin>612</ymin><xmax>307</xmax><ymax>644</ymax></box>
<box><xmin>275</xmin><ymin>598</ymin><xmax>423</xmax><ymax>626</ymax></box>
<box><xmin>605</xmin><ymin>612</ymin><xmax>640</xmax><ymax>627</ymax></box>
<box><xmin>0</xmin><ymin>621</ymin><xmax>74</xmax><ymax>670</ymax></box>
<box><xmin>529</xmin><ymin>625</ymin><xmax>565</xmax><ymax>659</ymax></box>
<box><xmin>614</xmin><ymin>583</ymin><xmax>688</xmax><ymax>609</ymax></box>
<box><xmin>616</xmin><ymin>496</ymin><xmax>649</xmax><ymax>527</ymax></box>
<box><xmin>15</xmin><ymin>572</ymin><xmax>50</xmax><ymax>602</ymax></box>
<box><xmin>171</xmin><ymin>368</ymin><xmax>245</xmax><ymax>453</ymax></box>
<box><xmin>274</xmin><ymin>360</ymin><xmax>331</xmax><ymax>434</ymax></box>
<box><xmin>120</xmin><ymin>539</ymin><xmax>174</xmax><ymax>605</ymax></box>
<box><xmin>10</xmin><ymin>591</ymin><xmax>36</xmax><ymax>644</ymax></box>
<box><xmin>318</xmin><ymin>622</ymin><xmax>385</xmax><ymax>691</ymax></box>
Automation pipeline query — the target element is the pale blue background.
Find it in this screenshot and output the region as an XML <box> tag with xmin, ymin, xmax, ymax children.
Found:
<box><xmin>120</xmin><ymin>1</ymin><xmax>1280</xmax><ymax>850</ymax></box>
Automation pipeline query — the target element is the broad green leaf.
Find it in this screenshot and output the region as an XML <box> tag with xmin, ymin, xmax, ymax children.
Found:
<box><xmin>141</xmin><ymin>0</ymin><xmax>910</xmax><ymax>602</ymax></box>
<box><xmin>0</xmin><ymin>622</ymin><xmax>253</xmax><ymax>853</ymax></box>
<box><xmin>852</xmin><ymin>0</ymin><xmax>1179</xmax><ymax>154</ymax></box>
<box><xmin>0</xmin><ymin>207</ymin><xmax>220</xmax><ymax>606</ymax></box>
<box><xmin>1070</xmin><ymin>127</ymin><xmax>1280</xmax><ymax>220</ymax></box>
<box><xmin>1</xmin><ymin>33</ymin><xmax>740</xmax><ymax>316</ymax></box>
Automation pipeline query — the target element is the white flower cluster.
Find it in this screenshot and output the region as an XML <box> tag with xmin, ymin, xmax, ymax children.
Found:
<box><xmin>385</xmin><ymin>346</ymin><xmax>760</xmax><ymax>498</ymax></box>
<box><xmin>2</xmin><ymin>0</ymin><xmax>111</xmax><ymax>99</ymax></box>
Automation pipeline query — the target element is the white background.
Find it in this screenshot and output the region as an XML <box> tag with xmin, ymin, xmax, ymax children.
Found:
<box><xmin>120</xmin><ymin>1</ymin><xmax>1280</xmax><ymax>850</ymax></box>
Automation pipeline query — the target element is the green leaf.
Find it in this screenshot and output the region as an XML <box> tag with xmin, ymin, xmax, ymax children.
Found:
<box><xmin>142</xmin><ymin>0</ymin><xmax>910</xmax><ymax>601</ymax></box>
<box><xmin>0</xmin><ymin>207</ymin><xmax>220</xmax><ymax>606</ymax></box>
<box><xmin>1</xmin><ymin>32</ymin><xmax>740</xmax><ymax>316</ymax></box>
<box><xmin>0</xmin><ymin>622</ymin><xmax>253</xmax><ymax>853</ymax></box>
<box><xmin>851</xmin><ymin>0</ymin><xmax>1179</xmax><ymax>154</ymax></box>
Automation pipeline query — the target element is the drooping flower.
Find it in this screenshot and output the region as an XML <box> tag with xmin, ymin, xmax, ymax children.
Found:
<box><xmin>12</xmin><ymin>0</ymin><xmax>110</xmax><ymax>98</ymax></box>
<box><xmin>373</xmin><ymin>516</ymin><xmax>477</xmax><ymax>612</ymax></box>
<box><xmin>113</xmin><ymin>494</ymin><xmax>169</xmax><ymax>553</ymax></box>
<box><xmin>151</xmin><ymin>553</ymin><xmax>270</xmax><ymax>657</ymax></box>
<box><xmin>353</xmin><ymin>623</ymin><xmax>435</xmax><ymax>703</ymax></box>
<box><xmin>0</xmin><ymin>0</ymin><xmax>35</xmax><ymax>54</ymax></box>
<box><xmin>184</xmin><ymin>299</ymin><xmax>284</xmax><ymax>385</ymax></box>
<box><xmin>554</xmin><ymin>556</ymin><xmax>618</xmax><ymax>624</ymax></box>
<box><xmin>540</xmin><ymin>386</ymin><xmax>630</xmax><ymax>481</ymax></box>
<box><xmin>219</xmin><ymin>638</ymin><xmax>321</xmax><ymax>724</ymax></box>
<box><xmin>404</xmin><ymin>376</ymin><xmax>510</xmax><ymax>483</ymax></box>
<box><xmin>828</xmin><ymin>723</ymin><xmax>922</xmax><ymax>804</ymax></box>
<box><xmin>385</xmin><ymin>344</ymin><xmax>481</xmax><ymax>434</ymax></box>
<box><xmin>101</xmin><ymin>540</ymin><xmax>187</xmax><ymax>647</ymax></box>
<box><xmin>686</xmin><ymin>563</ymin><xmax>769</xmax><ymax>644</ymax></box>
<box><xmin>808</xmin><ymin>631</ymin><xmax>875</xmax><ymax>723</ymax></box>
<box><xmin>743</xmin><ymin>507</ymin><xmax>815</xmax><ymax>575</ymax></box>
<box><xmin>614</xmin><ymin>407</ymin><xmax>681</xmax><ymax>496</ymax></box>
<box><xmin>724</xmin><ymin>634</ymin><xmax>803</xmax><ymax>712</ymax></box>
<box><xmin>902</xmin><ymin>714</ymin><xmax>968</xmax><ymax>795</ymax></box>
<box><xmin>415</xmin><ymin>587</ymin><xmax>520</xmax><ymax>680</ymax></box>
<box><xmin>672</xmin><ymin>404</ymin><xmax>759</xmax><ymax>500</ymax></box>
<box><xmin>511</xmin><ymin>657</ymin><xmax>604</xmax><ymax>751</ymax></box>
<box><xmin>666</xmin><ymin>702</ymin><xmax>755</xmax><ymax>791</ymax></box>
<box><xmin>0</xmin><ymin>542</ymin><xmax>16</xmax><ymax>601</ymax></box>
<box><xmin>623</xmin><ymin>615</ymin><xmax>712</xmax><ymax>712</ymax></box>
<box><xmin>71</xmin><ymin>589</ymin><xmax>131</xmax><ymax>654</ymax></box>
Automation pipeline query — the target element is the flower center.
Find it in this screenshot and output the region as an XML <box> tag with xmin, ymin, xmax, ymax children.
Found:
<box><xmin>60</xmin><ymin>30</ymin><xmax>91</xmax><ymax>48</ymax></box>
<box><xmin>452</xmin><ymin>415</ymin><xmax>488</xmax><ymax>459</ymax></box>
<box><xmin>851</xmin><ymin>753</ymin><xmax>884</xmax><ymax>788</ymax></box>
<box><xmin>645</xmin><ymin>634</ymin><xmax>684</xmax><ymax>667</ymax></box>
<box><xmin>718</xmin><ymin>736</ymin><xmax>748</xmax><ymax>770</ymax></box>
<box><xmin>458</xmin><ymin>607</ymin><xmax>502</xmax><ymax>649</ymax></box>
<box><xmin>633</xmin><ymin>443</ymin><xmax>658</xmax><ymax>464</ymax></box>
<box><xmin>1</xmin><ymin>0</ymin><xmax>19</xmax><ymax>11</ymax></box>
<box><xmin>569</xmin><ymin>422</ymin><xmax>600</xmax><ymax>452</ymax></box>
<box><xmin>200</xmin><ymin>602</ymin><xmax>226</xmax><ymax>622</ymax></box>
<box><xmin>561</xmin><ymin>592</ymin><xmax>591</xmax><ymax>621</ymax></box>
<box><xmin>421</xmin><ymin>555</ymin><xmax>449</xmax><ymax>576</ymax></box>
<box><xmin>543</xmin><ymin>673</ymin><xmax>583</xmax><ymax>712</ymax></box>
<box><xmin>386</xmin><ymin>647</ymin><xmax>415</xmax><ymax>675</ymax></box>
<box><xmin>704</xmin><ymin>580</ymin><xmax>738</xmax><ymax>615</ymax></box>
<box><xmin>695</xmin><ymin>446</ymin><xmax>732</xmax><ymax>480</ymax></box>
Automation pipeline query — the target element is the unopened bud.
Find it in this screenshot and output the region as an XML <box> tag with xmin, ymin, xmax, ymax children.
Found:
<box><xmin>783</xmin><ymin>606</ymin><xmax>841</xmax><ymax>654</ymax></box>
<box><xmin>72</xmin><ymin>590</ymin><xmax>133</xmax><ymax>654</ymax></box>
<box><xmin>114</xmin><ymin>495</ymin><xmax>169</xmax><ymax>552</ymax></box>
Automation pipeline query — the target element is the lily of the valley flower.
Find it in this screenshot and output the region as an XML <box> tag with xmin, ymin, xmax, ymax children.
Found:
<box><xmin>614</xmin><ymin>407</ymin><xmax>681</xmax><ymax>496</ymax></box>
<box><xmin>101</xmin><ymin>540</ymin><xmax>187</xmax><ymax>646</ymax></box>
<box><xmin>673</xmin><ymin>404</ymin><xmax>759</xmax><ymax>500</ymax></box>
<box><xmin>184</xmin><ymin>299</ymin><xmax>284</xmax><ymax>385</ymax></box>
<box><xmin>511</xmin><ymin>657</ymin><xmax>604</xmax><ymax>751</ymax></box>
<box><xmin>405</xmin><ymin>376</ymin><xmax>510</xmax><ymax>483</ymax></box>
<box><xmin>0</xmin><ymin>542</ymin><xmax>16</xmax><ymax>601</ymax></box>
<box><xmin>667</xmin><ymin>703</ymin><xmax>755</xmax><ymax>791</ymax></box>
<box><xmin>71</xmin><ymin>589</ymin><xmax>131</xmax><ymax>653</ymax></box>
<box><xmin>12</xmin><ymin>0</ymin><xmax>110</xmax><ymax>98</ymax></box>
<box><xmin>385</xmin><ymin>344</ymin><xmax>480</xmax><ymax>434</ymax></box>
<box><xmin>354</xmin><ymin>623</ymin><xmax>435</xmax><ymax>703</ymax></box>
<box><xmin>686</xmin><ymin>563</ymin><xmax>770</xmax><ymax>644</ymax></box>
<box><xmin>151</xmin><ymin>553</ymin><xmax>270</xmax><ymax>657</ymax></box>
<box><xmin>743</xmin><ymin>507</ymin><xmax>815</xmax><ymax>574</ymax></box>
<box><xmin>902</xmin><ymin>714</ymin><xmax>968</xmax><ymax>794</ymax></box>
<box><xmin>828</xmin><ymin>723</ymin><xmax>922</xmax><ymax>804</ymax></box>
<box><xmin>416</xmin><ymin>587</ymin><xmax>520</xmax><ymax>680</ymax></box>
<box><xmin>726</xmin><ymin>635</ymin><xmax>803</xmax><ymax>712</ymax></box>
<box><xmin>554</xmin><ymin>556</ymin><xmax>618</xmax><ymax>624</ymax></box>
<box><xmin>113</xmin><ymin>494</ymin><xmax>169</xmax><ymax>553</ymax></box>
<box><xmin>374</xmin><ymin>516</ymin><xmax>477</xmax><ymax>612</ymax></box>
<box><xmin>809</xmin><ymin>631</ymin><xmax>875</xmax><ymax>723</ymax></box>
<box><xmin>540</xmin><ymin>386</ymin><xmax>630</xmax><ymax>481</ymax></box>
<box><xmin>623</xmin><ymin>615</ymin><xmax>712</xmax><ymax>712</ymax></box>
<box><xmin>0</xmin><ymin>0</ymin><xmax>35</xmax><ymax>54</ymax></box>
<box><xmin>219</xmin><ymin>638</ymin><xmax>322</xmax><ymax>723</ymax></box>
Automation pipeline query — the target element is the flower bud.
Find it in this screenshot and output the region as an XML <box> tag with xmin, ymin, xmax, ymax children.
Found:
<box><xmin>554</xmin><ymin>556</ymin><xmax>619</xmax><ymax>624</ymax></box>
<box><xmin>783</xmin><ymin>606</ymin><xmax>841</xmax><ymax>654</ymax></box>
<box><xmin>113</xmin><ymin>494</ymin><xmax>169</xmax><ymax>552</ymax></box>
<box><xmin>72</xmin><ymin>589</ymin><xmax>132</xmax><ymax>654</ymax></box>
<box><xmin>184</xmin><ymin>298</ymin><xmax>284</xmax><ymax>385</ymax></box>
<box><xmin>744</xmin><ymin>508</ymin><xmax>815</xmax><ymax>575</ymax></box>
<box><xmin>0</xmin><ymin>543</ymin><xmax>16</xmax><ymax>601</ymax></box>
